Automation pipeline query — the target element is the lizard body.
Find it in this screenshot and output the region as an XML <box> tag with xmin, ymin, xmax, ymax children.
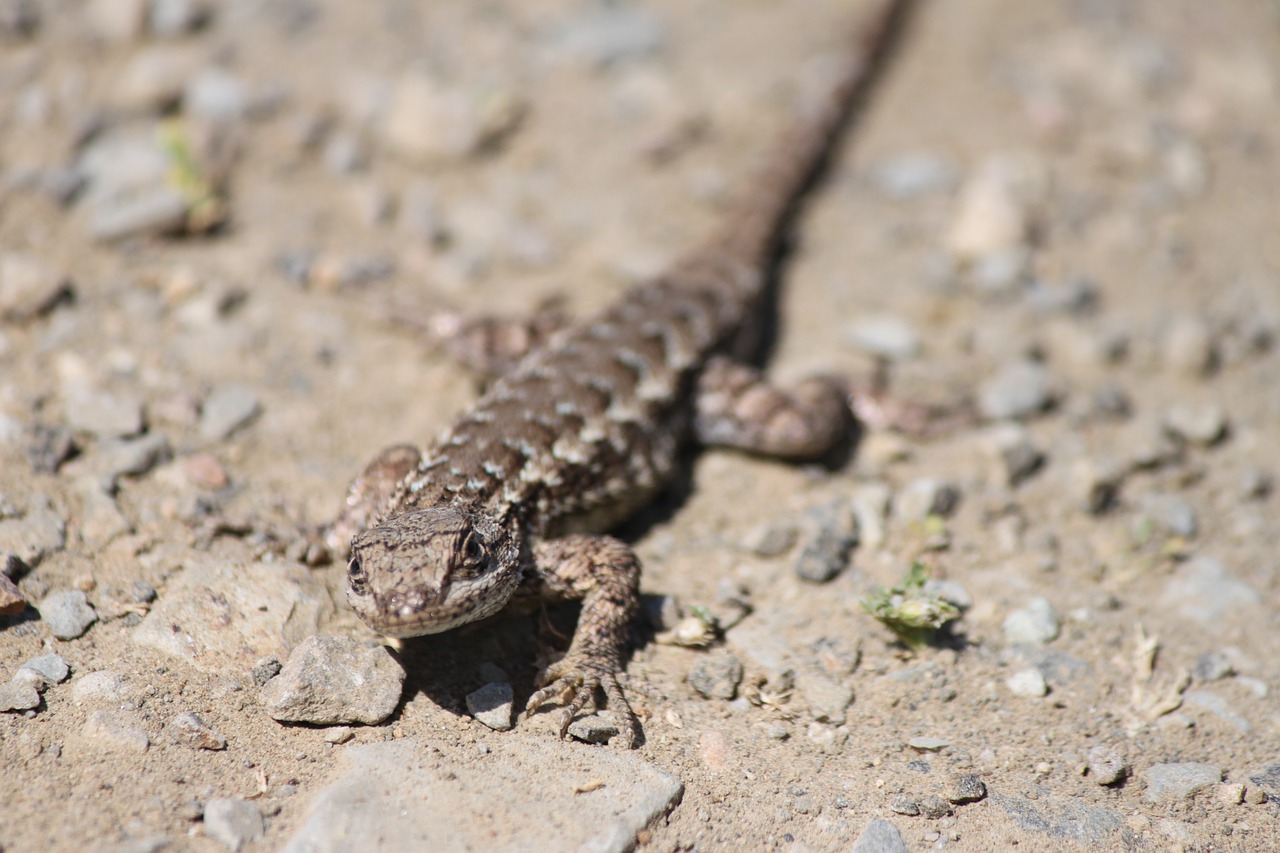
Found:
<box><xmin>340</xmin><ymin>0</ymin><xmax>912</xmax><ymax>746</ymax></box>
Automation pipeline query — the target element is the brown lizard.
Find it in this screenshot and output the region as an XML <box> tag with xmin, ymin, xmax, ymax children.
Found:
<box><xmin>332</xmin><ymin>0</ymin><xmax>914</xmax><ymax>747</ymax></box>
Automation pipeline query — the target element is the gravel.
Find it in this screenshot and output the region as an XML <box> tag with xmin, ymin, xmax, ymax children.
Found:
<box><xmin>260</xmin><ymin>634</ymin><xmax>405</xmax><ymax>725</ymax></box>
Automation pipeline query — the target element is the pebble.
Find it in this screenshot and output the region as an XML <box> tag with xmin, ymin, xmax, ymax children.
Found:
<box><xmin>687</xmin><ymin>653</ymin><xmax>743</xmax><ymax>700</ymax></box>
<box><xmin>65</xmin><ymin>388</ymin><xmax>145</xmax><ymax>439</ymax></box>
<box><xmin>1119</xmin><ymin>420</ymin><xmax>1182</xmax><ymax>471</ymax></box>
<box><xmin>0</xmin><ymin>574</ymin><xmax>26</xmax><ymax>615</ymax></box>
<box><xmin>0</xmin><ymin>253</ymin><xmax>72</xmax><ymax>321</ymax></box>
<box><xmin>379</xmin><ymin>72</ymin><xmax>524</xmax><ymax>165</ymax></box>
<box><xmin>888</xmin><ymin>796</ymin><xmax>920</xmax><ymax>816</ymax></box>
<box><xmin>850</xmin><ymin>483</ymin><xmax>891</xmax><ymax>549</ymax></box>
<box><xmin>1162</xmin><ymin>316</ymin><xmax>1218</xmax><ymax>376</ymax></box>
<box><xmin>793</xmin><ymin>499</ymin><xmax>858</xmax><ymax>583</ymax></box>
<box><xmin>906</xmin><ymin>736</ymin><xmax>949</xmax><ymax>751</ymax></box>
<box><xmin>795</xmin><ymin>671</ymin><xmax>853</xmax><ymax>723</ymax></box>
<box><xmin>741</xmin><ymin>521</ymin><xmax>797</xmax><ymax>558</ymax></box>
<box><xmin>945</xmin><ymin>158</ymin><xmax>1030</xmax><ymax>263</ymax></box>
<box><xmin>203</xmin><ymin>798</ymin><xmax>264</xmax><ymax>851</ymax></box>
<box><xmin>947</xmin><ymin>774</ymin><xmax>988</xmax><ymax>804</ymax></box>
<box><xmin>168</xmin><ymin>711</ymin><xmax>228</xmax><ymax>750</ymax></box>
<box><xmin>82</xmin><ymin>710</ymin><xmax>150</xmax><ymax>752</ymax></box>
<box><xmin>977</xmin><ymin>361</ymin><xmax>1052</xmax><ymax>420</ymax></box>
<box><xmin>465</xmin><ymin>681</ymin><xmax>513</xmax><ymax>731</ymax></box>
<box><xmin>1191</xmin><ymin>651</ymin><xmax>1234</xmax><ymax>682</ymax></box>
<box><xmin>917</xmin><ymin>795</ymin><xmax>951</xmax><ymax>819</ymax></box>
<box><xmin>1069</xmin><ymin>458</ymin><xmax>1125</xmax><ymax>514</ymax></box>
<box><xmin>1143</xmin><ymin>762</ymin><xmax>1221</xmax><ymax>804</ymax></box>
<box><xmin>397</xmin><ymin>180</ymin><xmax>445</xmax><ymax>245</ymax></box>
<box><xmin>251</xmin><ymin>656</ymin><xmax>282</xmax><ymax>687</ymax></box>
<box><xmin>1160</xmin><ymin>557</ymin><xmax>1261</xmax><ymax>626</ymax></box>
<box><xmin>869</xmin><ymin>151</ymin><xmax>955</xmax><ymax>199</ymax></box>
<box><xmin>970</xmin><ymin>246</ymin><xmax>1031</xmax><ymax>294</ymax></box>
<box><xmin>37</xmin><ymin>589</ymin><xmax>98</xmax><ymax>639</ymax></box>
<box><xmin>199</xmin><ymin>385</ymin><xmax>262</xmax><ymax>441</ymax></box>
<box><xmin>1002</xmin><ymin>598</ymin><xmax>1060</xmax><ymax>646</ymax></box>
<box><xmin>92</xmin><ymin>185</ymin><xmax>190</xmax><ymax>242</ymax></box>
<box><xmin>983</xmin><ymin>423</ymin><xmax>1044</xmax><ymax>486</ymax></box>
<box><xmin>1163</xmin><ymin>402</ymin><xmax>1228</xmax><ymax>446</ymax></box>
<box><xmin>260</xmin><ymin>634</ymin><xmax>405</xmax><ymax>725</ymax></box>
<box><xmin>850</xmin><ymin>817</ymin><xmax>908</xmax><ymax>853</ymax></box>
<box><xmin>894</xmin><ymin>478</ymin><xmax>960</xmax><ymax>521</ymax></box>
<box><xmin>15</xmin><ymin>653</ymin><xmax>69</xmax><ymax>690</ymax></box>
<box><xmin>1238</xmin><ymin>467</ymin><xmax>1272</xmax><ymax>500</ymax></box>
<box><xmin>1006</xmin><ymin>668</ymin><xmax>1048</xmax><ymax>698</ymax></box>
<box><xmin>150</xmin><ymin>0</ymin><xmax>208</xmax><ymax>37</ymax></box>
<box><xmin>97</xmin><ymin>433</ymin><xmax>173</xmax><ymax>484</ymax></box>
<box><xmin>111</xmin><ymin>45</ymin><xmax>203</xmax><ymax>112</ymax></box>
<box><xmin>184</xmin><ymin>67</ymin><xmax>248</xmax><ymax>123</ymax></box>
<box><xmin>543</xmin><ymin>7</ymin><xmax>666</xmax><ymax>66</ymax></box>
<box><xmin>1086</xmin><ymin>746</ymin><xmax>1129</xmax><ymax>786</ymax></box>
<box><xmin>1026</xmin><ymin>276</ymin><xmax>1098</xmax><ymax>316</ymax></box>
<box><xmin>324</xmin><ymin>131</ymin><xmax>367</xmax><ymax>175</ymax></box>
<box><xmin>323</xmin><ymin>726</ymin><xmax>353</xmax><ymax>745</ymax></box>
<box><xmin>72</xmin><ymin>671</ymin><xmax>127</xmax><ymax>704</ymax></box>
<box><xmin>845</xmin><ymin>314</ymin><xmax>920</xmax><ymax>360</ymax></box>
<box><xmin>565</xmin><ymin>714</ymin><xmax>622</xmax><ymax>745</ymax></box>
<box><xmin>0</xmin><ymin>681</ymin><xmax>40</xmax><ymax>712</ymax></box>
<box><xmin>183</xmin><ymin>452</ymin><xmax>230</xmax><ymax>490</ymax></box>
<box><xmin>1137</xmin><ymin>492</ymin><xmax>1198</xmax><ymax>538</ymax></box>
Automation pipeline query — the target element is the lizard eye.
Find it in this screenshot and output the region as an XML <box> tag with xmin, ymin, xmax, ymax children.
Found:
<box><xmin>347</xmin><ymin>555</ymin><xmax>368</xmax><ymax>595</ymax></box>
<box><xmin>461</xmin><ymin>532</ymin><xmax>487</xmax><ymax>567</ymax></box>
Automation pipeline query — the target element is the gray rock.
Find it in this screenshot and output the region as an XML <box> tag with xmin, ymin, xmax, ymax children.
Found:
<box><xmin>0</xmin><ymin>680</ymin><xmax>40</xmax><ymax>712</ymax></box>
<box><xmin>1160</xmin><ymin>557</ymin><xmax>1261</xmax><ymax>626</ymax></box>
<box><xmin>1002</xmin><ymin>598</ymin><xmax>1060</xmax><ymax>646</ymax></box>
<box><xmin>168</xmin><ymin>711</ymin><xmax>228</xmax><ymax>750</ymax></box>
<box><xmin>978</xmin><ymin>360</ymin><xmax>1052</xmax><ymax>420</ymax></box>
<box><xmin>851</xmin><ymin>817</ymin><xmax>908</xmax><ymax>853</ymax></box>
<box><xmin>65</xmin><ymin>388</ymin><xmax>144</xmax><ymax>439</ymax></box>
<box><xmin>894</xmin><ymin>478</ymin><xmax>960</xmax><ymax>521</ymax></box>
<box><xmin>0</xmin><ymin>495</ymin><xmax>66</xmax><ymax>568</ymax></box>
<box><xmin>150</xmin><ymin>0</ymin><xmax>208</xmax><ymax>37</ymax></box>
<box><xmin>0</xmin><ymin>253</ymin><xmax>71</xmax><ymax>321</ymax></box>
<box><xmin>983</xmin><ymin>423</ymin><xmax>1044</xmax><ymax>487</ymax></box>
<box><xmin>888</xmin><ymin>796</ymin><xmax>919</xmax><ymax>816</ymax></box>
<box><xmin>948</xmin><ymin>774</ymin><xmax>988</xmax><ymax>804</ymax></box>
<box><xmin>199</xmin><ymin>385</ymin><xmax>261</xmax><ymax>441</ymax></box>
<box><xmin>251</xmin><ymin>656</ymin><xmax>282</xmax><ymax>686</ymax></box>
<box><xmin>1070</xmin><ymin>458</ymin><xmax>1125</xmax><ymax>514</ymax></box>
<box><xmin>1137</xmin><ymin>492</ymin><xmax>1197</xmax><ymax>538</ymax></box>
<box><xmin>1162</xmin><ymin>316</ymin><xmax>1217</xmax><ymax>376</ymax></box>
<box><xmin>97</xmin><ymin>433</ymin><xmax>172</xmax><ymax>484</ymax></box>
<box><xmin>544</xmin><ymin>8</ymin><xmax>666</xmax><ymax>66</ymax></box>
<box><xmin>278</xmin><ymin>738</ymin><xmax>682</xmax><ymax>853</ymax></box>
<box><xmin>869</xmin><ymin>151</ymin><xmax>954</xmax><ymax>199</ymax></box>
<box><xmin>1006</xmin><ymin>668</ymin><xmax>1048</xmax><ymax>698</ymax></box>
<box><xmin>906</xmin><ymin>736</ymin><xmax>949</xmax><ymax>751</ymax></box>
<box><xmin>794</xmin><ymin>499</ymin><xmax>858</xmax><ymax>583</ymax></box>
<box><xmin>688</xmin><ymin>654</ymin><xmax>743</xmax><ymax>700</ymax></box>
<box><xmin>91</xmin><ymin>185</ymin><xmax>190</xmax><ymax>242</ymax></box>
<box><xmin>1143</xmin><ymin>762</ymin><xmax>1221</xmax><ymax>804</ymax></box>
<box><xmin>75</xmin><ymin>477</ymin><xmax>131</xmax><ymax>548</ymax></box>
<box><xmin>1163</xmin><ymin>402</ymin><xmax>1228</xmax><ymax>446</ymax></box>
<box><xmin>71</xmin><ymin>671</ymin><xmax>127</xmax><ymax>704</ymax></box>
<box><xmin>184</xmin><ymin>67</ymin><xmax>247</xmax><ymax>123</ymax></box>
<box><xmin>38</xmin><ymin>589</ymin><xmax>98</xmax><ymax>639</ymax></box>
<box><xmin>15</xmin><ymin>653</ymin><xmax>69</xmax><ymax>690</ymax></box>
<box><xmin>970</xmin><ymin>246</ymin><xmax>1032</xmax><ymax>294</ymax></box>
<box><xmin>261</xmin><ymin>634</ymin><xmax>405</xmax><ymax>725</ymax></box>
<box><xmin>465</xmin><ymin>681</ymin><xmax>513</xmax><ymax>731</ymax></box>
<box><xmin>379</xmin><ymin>72</ymin><xmax>524</xmax><ymax>165</ymax></box>
<box><xmin>110</xmin><ymin>45</ymin><xmax>201</xmax><ymax>111</ymax></box>
<box><xmin>1184</xmin><ymin>690</ymin><xmax>1251</xmax><ymax>733</ymax></box>
<box><xmin>323</xmin><ymin>131</ymin><xmax>367</xmax><ymax>175</ymax></box>
<box><xmin>1248</xmin><ymin>763</ymin><xmax>1280</xmax><ymax>801</ymax></box>
<box><xmin>203</xmin><ymin>798</ymin><xmax>263</xmax><ymax>851</ymax></box>
<box><xmin>26</xmin><ymin>424</ymin><xmax>77</xmax><ymax>474</ymax></box>
<box><xmin>1026</xmin><ymin>276</ymin><xmax>1098</xmax><ymax>316</ymax></box>
<box><xmin>795</xmin><ymin>670</ymin><xmax>853</xmax><ymax>723</ymax></box>
<box><xmin>741</xmin><ymin>521</ymin><xmax>796</xmax><ymax>558</ymax></box>
<box><xmin>846</xmin><ymin>315</ymin><xmax>920</xmax><ymax>360</ymax></box>
<box><xmin>918</xmin><ymin>794</ymin><xmax>951</xmax><ymax>819</ymax></box>
<box><xmin>993</xmin><ymin>791</ymin><xmax>1131</xmax><ymax>844</ymax></box>
<box><xmin>1238</xmin><ymin>467</ymin><xmax>1273</xmax><ymax>500</ymax></box>
<box><xmin>1191</xmin><ymin>651</ymin><xmax>1234</xmax><ymax>682</ymax></box>
<box><xmin>565</xmin><ymin>714</ymin><xmax>622</xmax><ymax>745</ymax></box>
<box><xmin>1087</xmin><ymin>746</ymin><xmax>1129</xmax><ymax>786</ymax></box>
<box><xmin>82</xmin><ymin>710</ymin><xmax>150</xmax><ymax>752</ymax></box>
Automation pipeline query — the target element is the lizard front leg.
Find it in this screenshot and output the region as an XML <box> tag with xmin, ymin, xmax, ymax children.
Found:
<box><xmin>523</xmin><ymin>534</ymin><xmax>640</xmax><ymax>747</ymax></box>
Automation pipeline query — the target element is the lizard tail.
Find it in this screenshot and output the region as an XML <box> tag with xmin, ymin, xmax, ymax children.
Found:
<box><xmin>709</xmin><ymin>0</ymin><xmax>915</xmax><ymax>269</ymax></box>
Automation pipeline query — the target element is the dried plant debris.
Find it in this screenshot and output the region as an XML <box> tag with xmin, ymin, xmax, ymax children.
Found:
<box><xmin>861</xmin><ymin>562</ymin><xmax>960</xmax><ymax>650</ymax></box>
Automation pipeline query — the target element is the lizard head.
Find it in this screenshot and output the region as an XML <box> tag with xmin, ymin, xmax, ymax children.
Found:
<box><xmin>345</xmin><ymin>505</ymin><xmax>521</xmax><ymax>637</ymax></box>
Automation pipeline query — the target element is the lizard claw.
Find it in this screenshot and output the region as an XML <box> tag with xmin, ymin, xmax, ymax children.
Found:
<box><xmin>526</xmin><ymin>655</ymin><xmax>638</xmax><ymax>748</ymax></box>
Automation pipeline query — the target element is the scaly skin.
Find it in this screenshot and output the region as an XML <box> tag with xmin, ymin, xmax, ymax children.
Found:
<box><xmin>340</xmin><ymin>0</ymin><xmax>914</xmax><ymax>747</ymax></box>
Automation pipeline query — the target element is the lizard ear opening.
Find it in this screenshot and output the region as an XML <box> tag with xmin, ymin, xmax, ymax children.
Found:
<box><xmin>347</xmin><ymin>554</ymin><xmax>369</xmax><ymax>595</ymax></box>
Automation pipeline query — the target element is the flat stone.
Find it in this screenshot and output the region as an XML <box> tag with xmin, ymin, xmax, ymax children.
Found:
<box><xmin>793</xmin><ymin>499</ymin><xmax>858</xmax><ymax>583</ymax></box>
<box><xmin>278</xmin><ymin>738</ymin><xmax>682</xmax><ymax>853</ymax></box>
<box><xmin>95</xmin><ymin>434</ymin><xmax>172</xmax><ymax>484</ymax></box>
<box><xmin>465</xmin><ymin>681</ymin><xmax>513</xmax><ymax>731</ymax></box>
<box><xmin>1143</xmin><ymin>762</ymin><xmax>1221</xmax><ymax>804</ymax></box>
<box><xmin>37</xmin><ymin>589</ymin><xmax>98</xmax><ymax>639</ymax></box>
<box><xmin>89</xmin><ymin>184</ymin><xmax>189</xmax><ymax>241</ymax></box>
<box><xmin>64</xmin><ymin>388</ymin><xmax>144</xmax><ymax>438</ymax></box>
<box><xmin>133</xmin><ymin>558</ymin><xmax>335</xmax><ymax>672</ymax></box>
<box><xmin>199</xmin><ymin>385</ymin><xmax>262</xmax><ymax>441</ymax></box>
<box><xmin>688</xmin><ymin>653</ymin><xmax>743</xmax><ymax>700</ymax></box>
<box><xmin>82</xmin><ymin>710</ymin><xmax>150</xmax><ymax>753</ymax></box>
<box><xmin>0</xmin><ymin>253</ymin><xmax>72</xmax><ymax>321</ymax></box>
<box><xmin>977</xmin><ymin>361</ymin><xmax>1052</xmax><ymax>420</ymax></box>
<box><xmin>894</xmin><ymin>478</ymin><xmax>960</xmax><ymax>521</ymax></box>
<box><xmin>1003</xmin><ymin>598</ymin><xmax>1060</xmax><ymax>646</ymax></box>
<box><xmin>846</xmin><ymin>314</ymin><xmax>920</xmax><ymax>360</ymax></box>
<box><xmin>565</xmin><ymin>714</ymin><xmax>622</xmax><ymax>745</ymax></box>
<box><xmin>795</xmin><ymin>670</ymin><xmax>853</xmax><ymax>723</ymax></box>
<box><xmin>851</xmin><ymin>817</ymin><xmax>909</xmax><ymax>853</ymax></box>
<box><xmin>993</xmin><ymin>792</ymin><xmax>1130</xmax><ymax>844</ymax></box>
<box><xmin>1163</xmin><ymin>402</ymin><xmax>1228</xmax><ymax>446</ymax></box>
<box><xmin>0</xmin><ymin>680</ymin><xmax>41</xmax><ymax>712</ymax></box>
<box><xmin>15</xmin><ymin>653</ymin><xmax>69</xmax><ymax>690</ymax></box>
<box><xmin>203</xmin><ymin>798</ymin><xmax>263</xmax><ymax>851</ymax></box>
<box><xmin>72</xmin><ymin>670</ymin><xmax>127</xmax><ymax>704</ymax></box>
<box><xmin>1159</xmin><ymin>557</ymin><xmax>1261</xmax><ymax>627</ymax></box>
<box><xmin>1006</xmin><ymin>668</ymin><xmax>1048</xmax><ymax>697</ymax></box>
<box><xmin>261</xmin><ymin>634</ymin><xmax>405</xmax><ymax>725</ymax></box>
<box><xmin>168</xmin><ymin>711</ymin><xmax>228</xmax><ymax>750</ymax></box>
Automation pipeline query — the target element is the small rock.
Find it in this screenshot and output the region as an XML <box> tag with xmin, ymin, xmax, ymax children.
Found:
<box><xmin>1070</xmin><ymin>458</ymin><xmax>1125</xmax><ymax>514</ymax></box>
<box><xmin>1218</xmin><ymin>782</ymin><xmax>1245</xmax><ymax>805</ymax></box>
<box><xmin>149</xmin><ymin>0</ymin><xmax>209</xmax><ymax>37</ymax></box>
<box><xmin>184</xmin><ymin>67</ymin><xmax>246</xmax><ymax>123</ymax></box>
<box><xmin>741</xmin><ymin>521</ymin><xmax>797</xmax><ymax>558</ymax></box>
<box><xmin>251</xmin><ymin>656</ymin><xmax>282</xmax><ymax>686</ymax></box>
<box><xmin>0</xmin><ymin>253</ymin><xmax>72</xmax><ymax>321</ymax></box>
<box><xmin>906</xmin><ymin>736</ymin><xmax>949</xmax><ymax>751</ymax></box>
<box><xmin>323</xmin><ymin>726</ymin><xmax>353</xmax><ymax>745</ymax></box>
<box><xmin>325</xmin><ymin>131</ymin><xmax>368</xmax><ymax>175</ymax></box>
<box><xmin>1002</xmin><ymin>598</ymin><xmax>1060</xmax><ymax>646</ymax></box>
<box><xmin>688</xmin><ymin>654</ymin><xmax>743</xmax><ymax>700</ymax></box>
<box><xmin>168</xmin><ymin>711</ymin><xmax>227</xmax><ymax>750</ymax></box>
<box><xmin>970</xmin><ymin>246</ymin><xmax>1031</xmax><ymax>294</ymax></box>
<box><xmin>918</xmin><ymin>794</ymin><xmax>951</xmax><ymax>819</ymax></box>
<box><xmin>110</xmin><ymin>45</ymin><xmax>202</xmax><ymax>112</ymax></box>
<box><xmin>851</xmin><ymin>483</ymin><xmax>891</xmax><ymax>549</ymax></box>
<box><xmin>795</xmin><ymin>671</ymin><xmax>853</xmax><ymax>723</ymax></box>
<box><xmin>565</xmin><ymin>714</ymin><xmax>622</xmax><ymax>745</ymax></box>
<box><xmin>947</xmin><ymin>774</ymin><xmax>988</xmax><ymax>804</ymax></box>
<box><xmin>1238</xmin><ymin>467</ymin><xmax>1272</xmax><ymax>500</ymax></box>
<box><xmin>888</xmin><ymin>796</ymin><xmax>920</xmax><ymax>816</ymax></box>
<box><xmin>945</xmin><ymin>158</ymin><xmax>1030</xmax><ymax>262</ymax></box>
<box><xmin>199</xmin><ymin>385</ymin><xmax>262</xmax><ymax>441</ymax></box>
<box><xmin>1087</xmin><ymin>746</ymin><xmax>1129</xmax><ymax>786</ymax></box>
<box><xmin>90</xmin><ymin>185</ymin><xmax>190</xmax><ymax>242</ymax></box>
<box><xmin>1026</xmin><ymin>276</ymin><xmax>1098</xmax><ymax>316</ymax></box>
<box><xmin>1006</xmin><ymin>668</ymin><xmax>1048</xmax><ymax>698</ymax></box>
<box><xmin>794</xmin><ymin>499</ymin><xmax>858</xmax><ymax>583</ymax></box>
<box><xmin>846</xmin><ymin>315</ymin><xmax>920</xmax><ymax>360</ymax></box>
<box><xmin>261</xmin><ymin>635</ymin><xmax>405</xmax><ymax>725</ymax></box>
<box><xmin>83</xmin><ymin>710</ymin><xmax>150</xmax><ymax>752</ymax></box>
<box><xmin>1160</xmin><ymin>557</ymin><xmax>1261</xmax><ymax>626</ymax></box>
<box><xmin>977</xmin><ymin>360</ymin><xmax>1052</xmax><ymax>420</ymax></box>
<box><xmin>379</xmin><ymin>72</ymin><xmax>524</xmax><ymax>165</ymax></box>
<box><xmin>1162</xmin><ymin>316</ymin><xmax>1217</xmax><ymax>376</ymax></box>
<box><xmin>86</xmin><ymin>0</ymin><xmax>147</xmax><ymax>42</ymax></box>
<box><xmin>0</xmin><ymin>494</ymin><xmax>66</xmax><ymax>568</ymax></box>
<box><xmin>65</xmin><ymin>389</ymin><xmax>144</xmax><ymax>439</ymax></box>
<box><xmin>97</xmin><ymin>433</ymin><xmax>173</xmax><ymax>484</ymax></box>
<box><xmin>1163</xmin><ymin>402</ymin><xmax>1228</xmax><ymax>446</ymax></box>
<box><xmin>37</xmin><ymin>589</ymin><xmax>98</xmax><ymax>639</ymax></box>
<box><xmin>26</xmin><ymin>425</ymin><xmax>77</xmax><ymax>474</ymax></box>
<box><xmin>203</xmin><ymin>798</ymin><xmax>264</xmax><ymax>852</ymax></box>
<box><xmin>465</xmin><ymin>682</ymin><xmax>513</xmax><ymax>731</ymax></box>
<box><xmin>183</xmin><ymin>452</ymin><xmax>230</xmax><ymax>490</ymax></box>
<box><xmin>15</xmin><ymin>653</ymin><xmax>69</xmax><ymax>690</ymax></box>
<box><xmin>0</xmin><ymin>0</ymin><xmax>40</xmax><ymax>37</ymax></box>
<box><xmin>1091</xmin><ymin>383</ymin><xmax>1132</xmax><ymax>419</ymax></box>
<box><xmin>983</xmin><ymin>423</ymin><xmax>1044</xmax><ymax>487</ymax></box>
<box><xmin>0</xmin><ymin>572</ymin><xmax>26</xmax><ymax>615</ymax></box>
<box><xmin>0</xmin><ymin>681</ymin><xmax>41</xmax><ymax>712</ymax></box>
<box><xmin>1191</xmin><ymin>651</ymin><xmax>1234</xmax><ymax>682</ymax></box>
<box><xmin>869</xmin><ymin>151</ymin><xmax>955</xmax><ymax>199</ymax></box>
<box><xmin>1137</xmin><ymin>492</ymin><xmax>1198</xmax><ymax>538</ymax></box>
<box><xmin>1143</xmin><ymin>762</ymin><xmax>1221</xmax><ymax>804</ymax></box>
<box><xmin>72</xmin><ymin>671</ymin><xmax>127</xmax><ymax>704</ymax></box>
<box><xmin>894</xmin><ymin>478</ymin><xmax>960</xmax><ymax>521</ymax></box>
<box><xmin>544</xmin><ymin>7</ymin><xmax>666</xmax><ymax>66</ymax></box>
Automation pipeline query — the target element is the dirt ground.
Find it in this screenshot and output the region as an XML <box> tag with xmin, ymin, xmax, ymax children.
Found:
<box><xmin>2</xmin><ymin>0</ymin><xmax>1279</xmax><ymax>850</ymax></box>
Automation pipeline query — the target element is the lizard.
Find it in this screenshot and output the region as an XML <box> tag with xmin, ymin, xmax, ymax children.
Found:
<box><xmin>332</xmin><ymin>0</ymin><xmax>915</xmax><ymax>748</ymax></box>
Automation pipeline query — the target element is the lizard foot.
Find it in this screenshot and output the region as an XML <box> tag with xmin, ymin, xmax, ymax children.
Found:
<box><xmin>526</xmin><ymin>654</ymin><xmax>637</xmax><ymax>748</ymax></box>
